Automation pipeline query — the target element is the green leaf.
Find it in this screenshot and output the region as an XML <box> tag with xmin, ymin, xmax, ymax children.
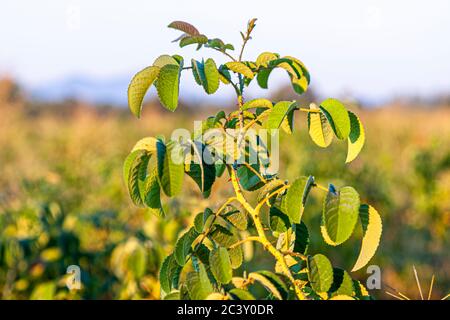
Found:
<box><xmin>321</xmin><ymin>186</ymin><xmax>360</xmax><ymax>246</ymax></box>
<box><xmin>269</xmin><ymin>207</ymin><xmax>290</xmax><ymax>233</ymax></box>
<box><xmin>185</xmin><ymin>141</ymin><xmax>216</xmax><ymax>195</ymax></box>
<box><xmin>168</xmin><ymin>21</ymin><xmax>200</xmax><ymax>35</ymax></box>
<box><xmin>203</xmin><ymin>58</ymin><xmax>220</xmax><ymax>94</ymax></box>
<box><xmin>285</xmin><ymin>176</ymin><xmax>311</xmax><ymax>224</ymax></box>
<box><xmin>228</xmin><ymin>246</ymin><xmax>243</xmax><ymax>269</ymax></box>
<box><xmin>127</xmin><ymin>241</ymin><xmax>147</xmax><ymax>278</ymax></box>
<box><xmin>351</xmin><ymin>204</ymin><xmax>382</xmax><ymax>272</ymax></box>
<box><xmin>123</xmin><ymin>150</ymin><xmax>150</xmax><ymax>206</ymax></box>
<box><xmin>308</xmin><ymin>103</ymin><xmax>333</xmax><ymax>148</ymax></box>
<box><xmin>249</xmin><ymin>271</ymin><xmax>288</xmax><ymax>300</ymax></box>
<box><xmin>186</xmin><ymin>263</ymin><xmax>213</xmax><ymax>300</ymax></box>
<box><xmin>142</xmin><ymin>164</ymin><xmax>164</xmax><ymax>218</ymax></box>
<box><xmin>257</xmin><ymin>179</ymin><xmax>286</xmax><ymax>206</ymax></box>
<box><xmin>236</xmin><ymin>164</ymin><xmax>264</xmax><ymax>191</ymax></box>
<box><xmin>127</xmin><ymin>66</ymin><xmax>160</xmax><ymax>118</ymax></box>
<box><xmin>191</xmin><ymin>59</ymin><xmax>205</xmax><ymax>85</ymax></box>
<box><xmin>223</xmin><ymin>207</ymin><xmax>247</xmax><ymax>231</ymax></box>
<box><xmin>242</xmin><ymin>98</ymin><xmax>273</xmax><ymax>111</ymax></box>
<box><xmin>180</xmin><ymin>35</ymin><xmax>208</xmax><ymax>48</ymax></box>
<box><xmin>131</xmin><ymin>136</ymin><xmax>158</xmax><ymax>152</ymax></box>
<box><xmin>159</xmin><ymin>254</ymin><xmax>182</xmax><ymax>296</ymax></box>
<box><xmin>209</xmin><ymin>224</ymin><xmax>238</xmax><ymax>248</ymax></box>
<box><xmin>319</xmin><ymin>98</ymin><xmax>351</xmax><ymax>140</ymax></box>
<box><xmin>329</xmin><ymin>268</ymin><xmax>354</xmax><ymax>297</ymax></box>
<box><xmin>224</xmin><ymin>62</ymin><xmax>254</xmax><ymax>79</ymax></box>
<box><xmin>228</xmin><ymin>288</ymin><xmax>255</xmax><ymax>300</ymax></box>
<box><xmin>293</xmin><ymin>222</ymin><xmax>309</xmax><ymax>255</ymax></box>
<box><xmin>158</xmin><ymin>140</ymin><xmax>184</xmax><ymax>197</ymax></box>
<box><xmin>265</xmin><ymin>101</ymin><xmax>297</xmax><ymax>129</ymax></box>
<box><xmin>209</xmin><ymin>247</ymin><xmax>232</xmax><ymax>284</ymax></box>
<box><xmin>155</xmin><ymin>64</ymin><xmax>181</xmax><ymax>112</ymax></box>
<box><xmin>152</xmin><ymin>54</ymin><xmax>179</xmax><ymax>68</ymax></box>
<box><xmin>174</xmin><ymin>227</ymin><xmax>199</xmax><ymax>266</ymax></box>
<box><xmin>307</xmin><ymin>254</ymin><xmax>334</xmax><ymax>293</ymax></box>
<box><xmin>256</xmin><ymin>68</ymin><xmax>272</xmax><ymax>89</ymax></box>
<box><xmin>346</xmin><ymin>111</ymin><xmax>365</xmax><ymax>163</ymax></box>
<box><xmin>255</xmin><ymin>52</ymin><xmax>279</xmax><ymax>68</ymax></box>
<box><xmin>194</xmin><ymin>212</ymin><xmax>205</xmax><ymax>233</ymax></box>
<box><xmin>218</xmin><ymin>65</ymin><xmax>232</xmax><ymax>84</ymax></box>
<box><xmin>163</xmin><ymin>291</ymin><xmax>181</xmax><ymax>300</ymax></box>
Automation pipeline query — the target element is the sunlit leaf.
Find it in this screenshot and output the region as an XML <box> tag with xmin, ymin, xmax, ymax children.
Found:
<box><xmin>346</xmin><ymin>111</ymin><xmax>365</xmax><ymax>163</ymax></box>
<box><xmin>319</xmin><ymin>98</ymin><xmax>351</xmax><ymax>140</ymax></box>
<box><xmin>224</xmin><ymin>62</ymin><xmax>254</xmax><ymax>79</ymax></box>
<box><xmin>351</xmin><ymin>204</ymin><xmax>382</xmax><ymax>272</ymax></box>
<box><xmin>329</xmin><ymin>268</ymin><xmax>354</xmax><ymax>297</ymax></box>
<box><xmin>308</xmin><ymin>103</ymin><xmax>333</xmax><ymax>148</ymax></box>
<box><xmin>255</xmin><ymin>52</ymin><xmax>279</xmax><ymax>68</ymax></box>
<box><xmin>155</xmin><ymin>64</ymin><xmax>181</xmax><ymax>112</ymax></box>
<box><xmin>265</xmin><ymin>101</ymin><xmax>297</xmax><ymax>129</ymax></box>
<box><xmin>127</xmin><ymin>66</ymin><xmax>160</xmax><ymax>118</ymax></box>
<box><xmin>228</xmin><ymin>288</ymin><xmax>255</xmax><ymax>300</ymax></box>
<box><xmin>248</xmin><ymin>271</ymin><xmax>288</xmax><ymax>300</ymax></box>
<box><xmin>242</xmin><ymin>98</ymin><xmax>273</xmax><ymax>111</ymax></box>
<box><xmin>158</xmin><ymin>140</ymin><xmax>184</xmax><ymax>196</ymax></box>
<box><xmin>321</xmin><ymin>186</ymin><xmax>360</xmax><ymax>246</ymax></box>
<box><xmin>307</xmin><ymin>254</ymin><xmax>333</xmax><ymax>293</ymax></box>
<box><xmin>203</xmin><ymin>58</ymin><xmax>220</xmax><ymax>94</ymax></box>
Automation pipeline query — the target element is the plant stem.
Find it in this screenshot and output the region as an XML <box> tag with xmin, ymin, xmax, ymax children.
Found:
<box><xmin>229</xmin><ymin>167</ymin><xmax>306</xmax><ymax>300</ymax></box>
<box><xmin>229</xmin><ymin>236</ymin><xmax>262</xmax><ymax>249</ymax></box>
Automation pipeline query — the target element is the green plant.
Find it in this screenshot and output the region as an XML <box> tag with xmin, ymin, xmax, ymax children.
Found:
<box><xmin>123</xmin><ymin>19</ymin><xmax>382</xmax><ymax>300</ymax></box>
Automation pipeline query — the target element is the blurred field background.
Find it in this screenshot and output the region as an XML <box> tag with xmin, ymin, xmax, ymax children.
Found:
<box><xmin>0</xmin><ymin>77</ymin><xmax>448</xmax><ymax>299</ymax></box>
<box><xmin>1</xmin><ymin>0</ymin><xmax>449</xmax><ymax>301</ymax></box>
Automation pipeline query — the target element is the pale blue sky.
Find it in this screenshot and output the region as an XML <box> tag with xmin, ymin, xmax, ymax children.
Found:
<box><xmin>1</xmin><ymin>0</ymin><xmax>449</xmax><ymax>103</ymax></box>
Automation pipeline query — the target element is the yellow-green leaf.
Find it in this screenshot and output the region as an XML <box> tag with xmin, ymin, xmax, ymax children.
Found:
<box><xmin>346</xmin><ymin>111</ymin><xmax>365</xmax><ymax>163</ymax></box>
<box><xmin>308</xmin><ymin>103</ymin><xmax>333</xmax><ymax>147</ymax></box>
<box><xmin>152</xmin><ymin>54</ymin><xmax>179</xmax><ymax>68</ymax></box>
<box><xmin>127</xmin><ymin>66</ymin><xmax>160</xmax><ymax>118</ymax></box>
<box><xmin>351</xmin><ymin>205</ymin><xmax>382</xmax><ymax>272</ymax></box>
<box><xmin>225</xmin><ymin>62</ymin><xmax>254</xmax><ymax>79</ymax></box>
<box><xmin>255</xmin><ymin>52</ymin><xmax>278</xmax><ymax>68</ymax></box>
<box><xmin>203</xmin><ymin>58</ymin><xmax>220</xmax><ymax>94</ymax></box>
<box><xmin>319</xmin><ymin>98</ymin><xmax>351</xmax><ymax>140</ymax></box>
<box><xmin>242</xmin><ymin>98</ymin><xmax>273</xmax><ymax>110</ymax></box>
<box><xmin>307</xmin><ymin>254</ymin><xmax>333</xmax><ymax>293</ymax></box>
<box><xmin>158</xmin><ymin>140</ymin><xmax>184</xmax><ymax>197</ymax></box>
<box><xmin>156</xmin><ymin>64</ymin><xmax>181</xmax><ymax>112</ymax></box>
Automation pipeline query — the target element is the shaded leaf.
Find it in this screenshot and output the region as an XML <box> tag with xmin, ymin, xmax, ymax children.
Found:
<box><xmin>209</xmin><ymin>247</ymin><xmax>232</xmax><ymax>284</ymax></box>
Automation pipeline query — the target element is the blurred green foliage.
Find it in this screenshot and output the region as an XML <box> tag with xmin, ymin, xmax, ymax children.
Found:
<box><xmin>0</xmin><ymin>96</ymin><xmax>448</xmax><ymax>299</ymax></box>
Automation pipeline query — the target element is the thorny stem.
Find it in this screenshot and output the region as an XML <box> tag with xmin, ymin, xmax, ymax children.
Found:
<box><xmin>229</xmin><ymin>167</ymin><xmax>306</xmax><ymax>300</ymax></box>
